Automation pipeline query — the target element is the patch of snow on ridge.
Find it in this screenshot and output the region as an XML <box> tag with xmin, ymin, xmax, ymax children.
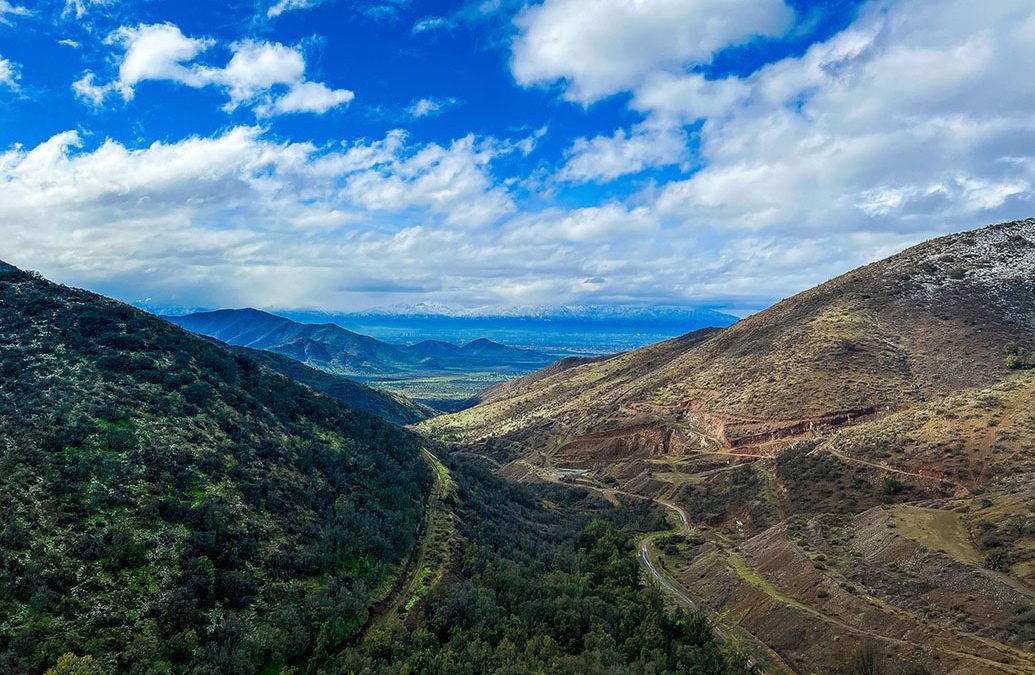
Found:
<box><xmin>902</xmin><ymin>219</ymin><xmax>1035</xmax><ymax>321</ymax></box>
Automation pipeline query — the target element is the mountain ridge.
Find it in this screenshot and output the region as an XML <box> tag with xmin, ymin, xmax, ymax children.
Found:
<box><xmin>421</xmin><ymin>218</ymin><xmax>1035</xmax><ymax>672</ymax></box>
<box><xmin>290</xmin><ymin>303</ymin><xmax>742</xmax><ymax>322</ymax></box>
<box><xmin>164</xmin><ymin>307</ymin><xmax>553</xmax><ymax>375</ymax></box>
<box><xmin>0</xmin><ymin>261</ymin><xmax>431</xmax><ymax>672</ymax></box>
<box><xmin>430</xmin><ymin>218</ymin><xmax>1035</xmax><ymax>449</ymax></box>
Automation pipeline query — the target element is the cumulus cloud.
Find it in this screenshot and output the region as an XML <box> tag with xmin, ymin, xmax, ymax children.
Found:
<box><xmin>267</xmin><ymin>81</ymin><xmax>355</xmax><ymax>115</ymax></box>
<box><xmin>342</xmin><ymin>134</ymin><xmax>515</xmax><ymax>227</ymax></box>
<box><xmin>559</xmin><ymin>123</ymin><xmax>688</xmax><ymax>183</ymax></box>
<box><xmin>0</xmin><ymin>55</ymin><xmax>19</xmax><ymax>90</ymax></box>
<box><xmin>0</xmin><ymin>127</ymin><xmax>531</xmax><ymax>309</ymax></box>
<box><xmin>512</xmin><ymin>0</ymin><xmax>795</xmax><ymax>103</ymax></box>
<box><xmin>407</xmin><ymin>97</ymin><xmax>457</xmax><ymax>118</ymax></box>
<box><xmin>0</xmin><ymin>1</ymin><xmax>29</xmax><ymax>24</ymax></box>
<box><xmin>647</xmin><ymin>0</ymin><xmax>1035</xmax><ymax>236</ymax></box>
<box><xmin>632</xmin><ymin>73</ymin><xmax>750</xmax><ymax>123</ymax></box>
<box><xmin>267</xmin><ymin>0</ymin><xmax>320</xmax><ymax>19</ymax></box>
<box><xmin>74</xmin><ymin>23</ymin><xmax>354</xmax><ymax>117</ymax></box>
<box><xmin>503</xmin><ymin>0</ymin><xmax>1035</xmax><ymax>308</ymax></box>
<box><xmin>557</xmin><ymin>74</ymin><xmax>752</xmax><ymax>183</ymax></box>
<box><xmin>0</xmin><ymin>123</ymin><xmax>916</xmax><ymax>313</ymax></box>
<box><xmin>110</xmin><ymin>23</ymin><xmax>215</xmax><ymax>97</ymax></box>
<box><xmin>531</xmin><ymin>0</ymin><xmax>1035</xmax><ymax>242</ymax></box>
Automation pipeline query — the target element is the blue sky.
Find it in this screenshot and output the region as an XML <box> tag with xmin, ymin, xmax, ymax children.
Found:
<box><xmin>1</xmin><ymin>0</ymin><xmax>1033</xmax><ymax>315</ymax></box>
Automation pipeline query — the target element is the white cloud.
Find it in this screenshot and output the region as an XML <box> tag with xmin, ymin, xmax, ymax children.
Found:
<box><xmin>267</xmin><ymin>0</ymin><xmax>319</xmax><ymax>18</ymax></box>
<box><xmin>72</xmin><ymin>72</ymin><xmax>108</xmax><ymax>105</ymax></box>
<box><xmin>342</xmin><ymin>135</ymin><xmax>515</xmax><ymax>227</ymax></box>
<box><xmin>0</xmin><ymin>1</ymin><xmax>28</xmax><ymax>24</ymax></box>
<box><xmin>75</xmin><ymin>24</ymin><xmax>353</xmax><ymax>117</ymax></box>
<box><xmin>0</xmin><ymin>55</ymin><xmax>20</xmax><ymax>90</ymax></box>
<box><xmin>205</xmin><ymin>40</ymin><xmax>305</xmax><ymax>108</ymax></box>
<box><xmin>0</xmin><ymin>123</ymin><xmax>919</xmax><ymax>313</ymax></box>
<box><xmin>501</xmin><ymin>0</ymin><xmax>1035</xmax><ymax>308</ymax></box>
<box><xmin>111</xmin><ymin>23</ymin><xmax>215</xmax><ymax>97</ymax></box>
<box><xmin>267</xmin><ymin>81</ymin><xmax>355</xmax><ymax>115</ymax></box>
<box><xmin>559</xmin><ymin>123</ymin><xmax>688</xmax><ymax>183</ymax></box>
<box><xmin>647</xmin><ymin>0</ymin><xmax>1035</xmax><ymax>236</ymax></box>
<box><xmin>0</xmin><ymin>128</ymin><xmax>532</xmax><ymax>309</ymax></box>
<box><xmin>505</xmin><ymin>203</ymin><xmax>659</xmax><ymax>244</ymax></box>
<box><xmin>511</xmin><ymin>0</ymin><xmax>795</xmax><ymax>103</ymax></box>
<box><xmin>632</xmin><ymin>73</ymin><xmax>750</xmax><ymax>123</ymax></box>
<box><xmin>407</xmin><ymin>97</ymin><xmax>457</xmax><ymax>118</ymax></box>
<box><xmin>412</xmin><ymin>16</ymin><xmax>453</xmax><ymax>33</ymax></box>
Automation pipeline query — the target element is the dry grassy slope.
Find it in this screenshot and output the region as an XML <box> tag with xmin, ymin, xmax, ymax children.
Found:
<box><xmin>424</xmin><ymin>328</ymin><xmax>720</xmax><ymax>445</ymax></box>
<box><xmin>672</xmin><ymin>495</ymin><xmax>1035</xmax><ymax>674</ymax></box>
<box><xmin>426</xmin><ymin>219</ymin><xmax>1035</xmax><ymax>451</ymax></box>
<box><xmin>474</xmin><ymin>352</ymin><xmax>622</xmax><ymax>404</ymax></box>
<box><xmin>421</xmin><ymin>220</ymin><xmax>1035</xmax><ymax>674</ymax></box>
<box><xmin>815</xmin><ymin>371</ymin><xmax>1035</xmax><ymax>490</ymax></box>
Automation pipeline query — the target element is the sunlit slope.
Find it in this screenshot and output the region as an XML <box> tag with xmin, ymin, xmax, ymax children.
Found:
<box><xmin>428</xmin><ymin>219</ymin><xmax>1035</xmax><ymax>452</ymax></box>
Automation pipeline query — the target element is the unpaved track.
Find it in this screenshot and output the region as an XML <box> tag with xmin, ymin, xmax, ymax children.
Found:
<box><xmin>360</xmin><ymin>448</ymin><xmax>452</xmax><ymax>637</ymax></box>
<box><xmin>639</xmin><ymin>545</ymin><xmax>697</xmax><ymax>609</ymax></box>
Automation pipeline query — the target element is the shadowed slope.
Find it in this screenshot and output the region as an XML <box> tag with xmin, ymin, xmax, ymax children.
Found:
<box><xmin>228</xmin><ymin>345</ymin><xmax>436</xmax><ymax>425</ymax></box>
<box><xmin>0</xmin><ymin>264</ymin><xmax>430</xmax><ymax>673</ymax></box>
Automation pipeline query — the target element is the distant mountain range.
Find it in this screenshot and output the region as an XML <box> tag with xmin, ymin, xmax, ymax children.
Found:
<box><xmin>162</xmin><ymin>308</ymin><xmax>559</xmax><ymax>408</ymax></box>
<box><xmin>274</xmin><ymin>307</ymin><xmax>741</xmax><ymax>357</ymax></box>
<box><xmin>164</xmin><ymin>308</ymin><xmax>554</xmax><ymax>374</ymax></box>
<box><xmin>141</xmin><ymin>302</ymin><xmax>742</xmax><ymax>322</ymax></box>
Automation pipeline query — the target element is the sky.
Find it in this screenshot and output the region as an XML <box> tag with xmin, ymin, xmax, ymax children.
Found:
<box><xmin>0</xmin><ymin>0</ymin><xmax>1033</xmax><ymax>315</ymax></box>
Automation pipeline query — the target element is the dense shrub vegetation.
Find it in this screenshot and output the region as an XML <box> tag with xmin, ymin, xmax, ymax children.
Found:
<box><xmin>0</xmin><ymin>264</ymin><xmax>739</xmax><ymax>674</ymax></box>
<box><xmin>0</xmin><ymin>266</ymin><xmax>430</xmax><ymax>673</ymax></box>
<box><xmin>1004</xmin><ymin>343</ymin><xmax>1035</xmax><ymax>369</ymax></box>
<box><xmin>229</xmin><ymin>345</ymin><xmax>435</xmax><ymax>425</ymax></box>
<box><xmin>333</xmin><ymin>459</ymin><xmax>752</xmax><ymax>674</ymax></box>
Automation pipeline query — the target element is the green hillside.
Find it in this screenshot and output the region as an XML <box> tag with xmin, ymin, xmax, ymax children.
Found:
<box><xmin>0</xmin><ymin>265</ymin><xmax>431</xmax><ymax>673</ymax></box>
<box><xmin>228</xmin><ymin>345</ymin><xmax>436</xmax><ymax>425</ymax></box>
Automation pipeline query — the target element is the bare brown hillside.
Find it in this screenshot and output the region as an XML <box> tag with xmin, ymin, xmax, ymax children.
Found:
<box><xmin>423</xmin><ymin>218</ymin><xmax>1035</xmax><ymax>673</ymax></box>
<box><xmin>427</xmin><ymin>219</ymin><xmax>1035</xmax><ymax>453</ymax></box>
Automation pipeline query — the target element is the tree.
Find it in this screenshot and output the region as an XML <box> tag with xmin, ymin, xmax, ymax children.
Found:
<box><xmin>45</xmin><ymin>654</ymin><xmax>108</xmax><ymax>675</ymax></box>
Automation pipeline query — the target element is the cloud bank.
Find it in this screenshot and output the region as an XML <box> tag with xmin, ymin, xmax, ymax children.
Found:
<box><xmin>73</xmin><ymin>23</ymin><xmax>354</xmax><ymax>116</ymax></box>
<box><xmin>3</xmin><ymin>0</ymin><xmax>1034</xmax><ymax>315</ymax></box>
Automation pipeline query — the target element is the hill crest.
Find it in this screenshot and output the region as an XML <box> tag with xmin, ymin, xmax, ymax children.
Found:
<box><xmin>428</xmin><ymin>218</ymin><xmax>1035</xmax><ymax>450</ymax></box>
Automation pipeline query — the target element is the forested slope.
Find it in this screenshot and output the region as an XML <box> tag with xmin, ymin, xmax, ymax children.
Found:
<box><xmin>228</xmin><ymin>345</ymin><xmax>436</xmax><ymax>425</ymax></box>
<box><xmin>0</xmin><ymin>264</ymin><xmax>430</xmax><ymax>673</ymax></box>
